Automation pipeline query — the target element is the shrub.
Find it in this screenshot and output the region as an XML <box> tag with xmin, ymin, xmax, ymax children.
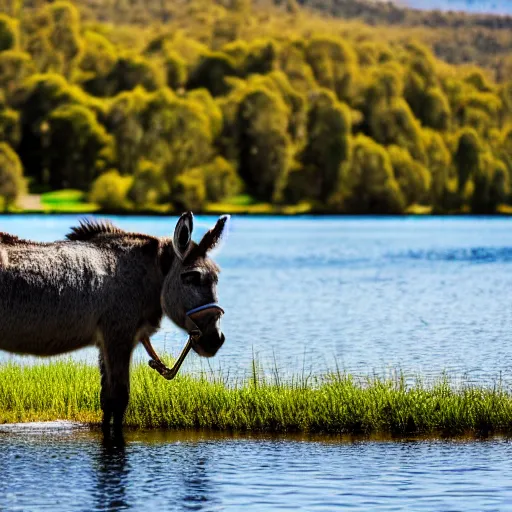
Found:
<box><xmin>127</xmin><ymin>160</ymin><xmax>169</xmax><ymax>208</ymax></box>
<box><xmin>170</xmin><ymin>173</ymin><xmax>206</xmax><ymax>211</ymax></box>
<box><xmin>89</xmin><ymin>169</ymin><xmax>132</xmax><ymax>211</ymax></box>
<box><xmin>0</xmin><ymin>142</ymin><xmax>26</xmax><ymax>211</ymax></box>
<box><xmin>0</xmin><ymin>14</ymin><xmax>18</xmax><ymax>52</ymax></box>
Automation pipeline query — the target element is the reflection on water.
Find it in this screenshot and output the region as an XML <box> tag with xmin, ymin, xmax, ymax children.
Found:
<box><xmin>93</xmin><ymin>440</ymin><xmax>130</xmax><ymax>512</ymax></box>
<box><xmin>1</xmin><ymin>423</ymin><xmax>512</xmax><ymax>511</ymax></box>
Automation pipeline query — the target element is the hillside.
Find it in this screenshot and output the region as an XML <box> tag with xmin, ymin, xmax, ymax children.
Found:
<box><xmin>0</xmin><ymin>0</ymin><xmax>510</xmax><ymax>215</ymax></box>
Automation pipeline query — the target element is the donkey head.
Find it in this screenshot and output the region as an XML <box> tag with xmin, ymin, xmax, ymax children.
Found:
<box><xmin>161</xmin><ymin>212</ymin><xmax>229</xmax><ymax>357</ymax></box>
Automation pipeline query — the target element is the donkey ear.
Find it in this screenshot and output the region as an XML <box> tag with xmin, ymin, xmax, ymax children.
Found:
<box><xmin>174</xmin><ymin>211</ymin><xmax>194</xmax><ymax>255</ymax></box>
<box><xmin>198</xmin><ymin>214</ymin><xmax>230</xmax><ymax>256</ymax></box>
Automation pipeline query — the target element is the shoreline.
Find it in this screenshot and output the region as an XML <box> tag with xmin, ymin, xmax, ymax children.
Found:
<box><xmin>1</xmin><ymin>360</ymin><xmax>511</xmax><ymax>438</ymax></box>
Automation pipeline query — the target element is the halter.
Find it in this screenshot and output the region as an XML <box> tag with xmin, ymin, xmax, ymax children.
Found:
<box><xmin>186</xmin><ymin>303</ymin><xmax>224</xmax><ymax>317</ymax></box>
<box><xmin>146</xmin><ymin>302</ymin><xmax>224</xmax><ymax>381</ymax></box>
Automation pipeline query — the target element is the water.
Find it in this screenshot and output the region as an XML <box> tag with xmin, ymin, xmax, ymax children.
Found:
<box><xmin>2</xmin><ymin>215</ymin><xmax>512</xmax><ymax>510</ymax></box>
<box><xmin>1</xmin><ymin>423</ymin><xmax>512</xmax><ymax>511</ymax></box>
<box><xmin>1</xmin><ymin>215</ymin><xmax>512</xmax><ymax>385</ymax></box>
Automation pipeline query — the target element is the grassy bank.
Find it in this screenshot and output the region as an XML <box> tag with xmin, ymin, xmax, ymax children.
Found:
<box><xmin>0</xmin><ymin>360</ymin><xmax>510</xmax><ymax>436</ymax></box>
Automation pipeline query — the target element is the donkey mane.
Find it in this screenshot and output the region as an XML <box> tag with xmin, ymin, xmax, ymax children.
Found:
<box><xmin>0</xmin><ymin>233</ymin><xmax>22</xmax><ymax>244</ymax></box>
<box><xmin>66</xmin><ymin>219</ymin><xmax>126</xmax><ymax>241</ymax></box>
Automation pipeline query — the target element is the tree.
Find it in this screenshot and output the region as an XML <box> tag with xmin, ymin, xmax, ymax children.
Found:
<box><xmin>14</xmin><ymin>73</ymin><xmax>105</xmax><ymax>185</ymax></box>
<box><xmin>165</xmin><ymin>50</ymin><xmax>187</xmax><ymax>90</ymax></box>
<box><xmin>423</xmin><ymin>129</ymin><xmax>451</xmax><ymax>210</ymax></box>
<box><xmin>244</xmin><ymin>40</ymin><xmax>277</xmax><ymax>76</ymax></box>
<box><xmin>0</xmin><ymin>14</ymin><xmax>18</xmax><ymax>52</ymax></box>
<box><xmin>0</xmin><ymin>94</ymin><xmax>20</xmax><ymax>147</ymax></box>
<box><xmin>454</xmin><ymin>128</ymin><xmax>482</xmax><ymax>195</ymax></box>
<box><xmin>106</xmin><ymin>88</ymin><xmax>148</xmax><ymax>176</ymax></box>
<box><xmin>388</xmin><ymin>145</ymin><xmax>431</xmax><ymax>207</ymax></box>
<box><xmin>0</xmin><ymin>142</ymin><xmax>25</xmax><ymax>211</ymax></box>
<box><xmin>78</xmin><ymin>31</ymin><xmax>118</xmax><ymax>96</ymax></box>
<box><xmin>187</xmin><ymin>52</ymin><xmax>237</xmax><ymax>97</ymax></box>
<box><xmin>186</xmin><ymin>156</ymin><xmax>241</xmax><ymax>202</ymax></box>
<box><xmin>297</xmin><ymin>90</ymin><xmax>351</xmax><ymax>202</ymax></box>
<box><xmin>89</xmin><ymin>169</ymin><xmax>132</xmax><ymax>211</ymax></box>
<box><xmin>46</xmin><ymin>104</ymin><xmax>113</xmax><ymax>190</ymax></box>
<box><xmin>368</xmin><ymin>98</ymin><xmax>426</xmax><ymax>163</ymax></box>
<box><xmin>45</xmin><ymin>2</ymin><xmax>83</xmax><ymax>77</ymax></box>
<box><xmin>305</xmin><ymin>36</ymin><xmax>358</xmax><ymax>103</ymax></box>
<box><xmin>342</xmin><ymin>135</ymin><xmax>405</xmax><ymax>213</ymax></box>
<box><xmin>170</xmin><ymin>172</ymin><xmax>206</xmax><ymax>211</ymax></box>
<box><xmin>127</xmin><ymin>159</ymin><xmax>169</xmax><ymax>209</ymax></box>
<box><xmin>471</xmin><ymin>154</ymin><xmax>509</xmax><ymax>213</ymax></box>
<box><xmin>0</xmin><ymin>51</ymin><xmax>34</xmax><ymax>103</ymax></box>
<box><xmin>236</xmin><ymin>87</ymin><xmax>291</xmax><ymax>201</ymax></box>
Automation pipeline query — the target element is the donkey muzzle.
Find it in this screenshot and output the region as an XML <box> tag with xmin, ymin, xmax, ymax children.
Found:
<box><xmin>186</xmin><ymin>303</ymin><xmax>225</xmax><ymax>358</ymax></box>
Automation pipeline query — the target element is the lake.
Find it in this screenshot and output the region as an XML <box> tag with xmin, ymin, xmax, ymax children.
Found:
<box><xmin>1</xmin><ymin>215</ymin><xmax>512</xmax><ymax>510</ymax></box>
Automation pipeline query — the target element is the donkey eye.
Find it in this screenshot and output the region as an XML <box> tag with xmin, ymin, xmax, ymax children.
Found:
<box><xmin>181</xmin><ymin>270</ymin><xmax>202</xmax><ymax>286</ymax></box>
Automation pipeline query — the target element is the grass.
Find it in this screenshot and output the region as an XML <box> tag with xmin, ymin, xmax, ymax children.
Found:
<box><xmin>40</xmin><ymin>189</ymin><xmax>99</xmax><ymax>213</ymax></box>
<box><xmin>0</xmin><ymin>359</ymin><xmax>511</xmax><ymax>437</ymax></box>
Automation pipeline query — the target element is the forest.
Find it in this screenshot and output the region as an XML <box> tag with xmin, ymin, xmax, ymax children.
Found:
<box><xmin>0</xmin><ymin>0</ymin><xmax>511</xmax><ymax>213</ymax></box>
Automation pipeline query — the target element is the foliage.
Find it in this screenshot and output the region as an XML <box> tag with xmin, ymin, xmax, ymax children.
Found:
<box><xmin>89</xmin><ymin>169</ymin><xmax>132</xmax><ymax>211</ymax></box>
<box><xmin>342</xmin><ymin>135</ymin><xmax>405</xmax><ymax>214</ymax></box>
<box><xmin>0</xmin><ymin>14</ymin><xmax>18</xmax><ymax>52</ymax></box>
<box><xmin>293</xmin><ymin>90</ymin><xmax>351</xmax><ymax>203</ymax></box>
<box><xmin>170</xmin><ymin>172</ymin><xmax>207</xmax><ymax>211</ymax></box>
<box><xmin>46</xmin><ymin>103</ymin><xmax>113</xmax><ymax>189</ymax></box>
<box><xmin>127</xmin><ymin>159</ymin><xmax>169</xmax><ymax>209</ymax></box>
<box><xmin>0</xmin><ymin>0</ymin><xmax>510</xmax><ymax>213</ymax></box>
<box><xmin>0</xmin><ymin>141</ymin><xmax>25</xmax><ymax>211</ymax></box>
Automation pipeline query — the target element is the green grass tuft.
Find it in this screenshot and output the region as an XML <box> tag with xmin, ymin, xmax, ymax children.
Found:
<box><xmin>0</xmin><ymin>360</ymin><xmax>511</xmax><ymax>436</ymax></box>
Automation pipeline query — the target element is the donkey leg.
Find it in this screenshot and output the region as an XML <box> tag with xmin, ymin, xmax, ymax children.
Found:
<box><xmin>104</xmin><ymin>342</ymin><xmax>134</xmax><ymax>437</ymax></box>
<box><xmin>98</xmin><ymin>350</ymin><xmax>112</xmax><ymax>435</ymax></box>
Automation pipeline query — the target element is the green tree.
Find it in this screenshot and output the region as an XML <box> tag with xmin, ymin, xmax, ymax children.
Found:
<box><xmin>368</xmin><ymin>98</ymin><xmax>426</xmax><ymax>163</ymax></box>
<box><xmin>471</xmin><ymin>154</ymin><xmax>509</xmax><ymax>213</ymax></box>
<box><xmin>187</xmin><ymin>156</ymin><xmax>241</xmax><ymax>202</ymax></box>
<box><xmin>454</xmin><ymin>127</ymin><xmax>482</xmax><ymax>195</ymax></box>
<box><xmin>170</xmin><ymin>172</ymin><xmax>206</xmax><ymax>211</ymax></box>
<box><xmin>89</xmin><ymin>169</ymin><xmax>132</xmax><ymax>211</ymax></box>
<box><xmin>244</xmin><ymin>40</ymin><xmax>277</xmax><ymax>76</ymax></box>
<box><xmin>0</xmin><ymin>51</ymin><xmax>34</xmax><ymax>104</ymax></box>
<box><xmin>46</xmin><ymin>104</ymin><xmax>113</xmax><ymax>190</ymax></box>
<box><xmin>165</xmin><ymin>50</ymin><xmax>187</xmax><ymax>90</ymax></box>
<box><xmin>236</xmin><ymin>86</ymin><xmax>291</xmax><ymax>201</ymax></box>
<box><xmin>0</xmin><ymin>14</ymin><xmax>18</xmax><ymax>52</ymax></box>
<box><xmin>127</xmin><ymin>159</ymin><xmax>169</xmax><ymax>209</ymax></box>
<box><xmin>105</xmin><ymin>87</ymin><xmax>148</xmax><ymax>176</ymax></box>
<box><xmin>106</xmin><ymin>54</ymin><xmax>164</xmax><ymax>95</ymax></box>
<box><xmin>78</xmin><ymin>31</ymin><xmax>118</xmax><ymax>96</ymax></box>
<box><xmin>423</xmin><ymin>129</ymin><xmax>451</xmax><ymax>210</ymax></box>
<box><xmin>342</xmin><ymin>135</ymin><xmax>404</xmax><ymax>213</ymax></box>
<box><xmin>187</xmin><ymin>51</ymin><xmax>237</xmax><ymax>97</ymax></box>
<box><xmin>305</xmin><ymin>36</ymin><xmax>358</xmax><ymax>103</ymax></box>
<box><xmin>388</xmin><ymin>145</ymin><xmax>431</xmax><ymax>207</ymax></box>
<box><xmin>0</xmin><ymin>94</ymin><xmax>20</xmax><ymax>147</ymax></box>
<box><xmin>297</xmin><ymin>90</ymin><xmax>351</xmax><ymax>202</ymax></box>
<box><xmin>46</xmin><ymin>2</ymin><xmax>83</xmax><ymax>77</ymax></box>
<box><xmin>0</xmin><ymin>142</ymin><xmax>25</xmax><ymax>211</ymax></box>
<box><xmin>14</xmin><ymin>73</ymin><xmax>104</xmax><ymax>185</ymax></box>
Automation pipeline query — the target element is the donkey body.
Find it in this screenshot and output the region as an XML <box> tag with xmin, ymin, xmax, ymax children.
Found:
<box><xmin>0</xmin><ymin>213</ymin><xmax>228</xmax><ymax>434</ymax></box>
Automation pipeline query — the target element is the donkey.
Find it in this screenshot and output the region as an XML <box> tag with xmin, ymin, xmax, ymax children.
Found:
<box><xmin>0</xmin><ymin>212</ymin><xmax>228</xmax><ymax>435</ymax></box>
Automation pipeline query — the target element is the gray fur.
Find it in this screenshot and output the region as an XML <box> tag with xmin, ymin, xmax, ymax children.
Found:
<box><xmin>0</xmin><ymin>213</ymin><xmax>228</xmax><ymax>435</ymax></box>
